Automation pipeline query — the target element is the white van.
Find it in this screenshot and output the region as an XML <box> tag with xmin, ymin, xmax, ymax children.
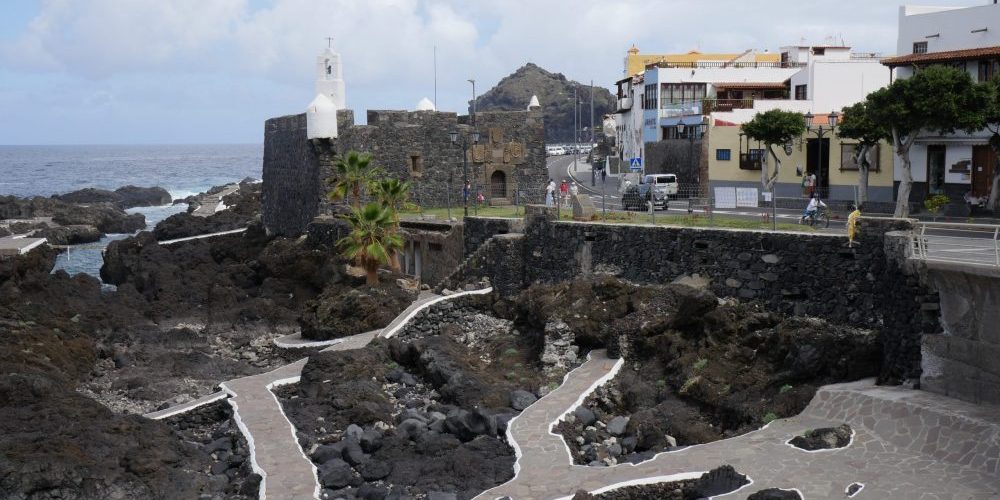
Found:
<box><xmin>642</xmin><ymin>174</ymin><xmax>679</xmax><ymax>197</ymax></box>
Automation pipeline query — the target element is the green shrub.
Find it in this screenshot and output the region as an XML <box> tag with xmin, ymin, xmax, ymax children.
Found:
<box><xmin>763</xmin><ymin>412</ymin><xmax>779</xmax><ymax>424</ymax></box>
<box><xmin>924</xmin><ymin>194</ymin><xmax>951</xmax><ymax>214</ymax></box>
<box><xmin>779</xmin><ymin>384</ymin><xmax>793</xmax><ymax>394</ymax></box>
<box><xmin>692</xmin><ymin>358</ymin><xmax>708</xmax><ymax>370</ymax></box>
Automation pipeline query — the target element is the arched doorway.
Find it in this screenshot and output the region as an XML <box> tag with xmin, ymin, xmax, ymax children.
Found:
<box><xmin>490</xmin><ymin>170</ymin><xmax>507</xmax><ymax>200</ymax></box>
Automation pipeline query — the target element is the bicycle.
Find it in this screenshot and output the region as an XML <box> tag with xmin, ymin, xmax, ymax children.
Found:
<box><xmin>803</xmin><ymin>206</ymin><xmax>831</xmax><ymax>228</ymax></box>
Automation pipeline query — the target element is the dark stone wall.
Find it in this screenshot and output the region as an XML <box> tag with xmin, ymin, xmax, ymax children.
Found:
<box><xmin>644</xmin><ymin>139</ymin><xmax>703</xmax><ymax>186</ymax></box>
<box><xmin>261</xmin><ymin>114</ymin><xmax>321</xmax><ymax>237</ymax></box>
<box><xmin>262</xmin><ymin>109</ymin><xmax>545</xmax><ymax>236</ymax></box>
<box><xmin>463</xmin><ymin>217</ymin><xmax>525</xmax><ymax>257</ymax></box>
<box><xmin>470</xmin><ymin>206</ymin><xmax>938</xmax><ymax>383</ymax></box>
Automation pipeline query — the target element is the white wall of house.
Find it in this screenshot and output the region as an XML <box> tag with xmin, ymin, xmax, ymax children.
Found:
<box><xmin>810</xmin><ymin>61</ymin><xmax>889</xmax><ymax>111</ymax></box>
<box><xmin>897</xmin><ymin>3</ymin><xmax>1000</xmax><ymax>55</ymax></box>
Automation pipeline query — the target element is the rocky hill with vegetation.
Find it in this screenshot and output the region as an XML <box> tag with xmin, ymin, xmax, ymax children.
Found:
<box><xmin>473</xmin><ymin>63</ymin><xmax>615</xmax><ymax>143</ymax></box>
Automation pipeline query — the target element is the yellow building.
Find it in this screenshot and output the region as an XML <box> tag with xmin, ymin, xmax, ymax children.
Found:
<box><xmin>624</xmin><ymin>44</ymin><xmax>781</xmax><ymax>77</ymax></box>
<box><xmin>705</xmin><ymin>118</ymin><xmax>895</xmax><ymax>206</ymax></box>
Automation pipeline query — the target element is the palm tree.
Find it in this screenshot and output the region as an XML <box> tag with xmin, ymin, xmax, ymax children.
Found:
<box><xmin>337</xmin><ymin>202</ymin><xmax>402</xmax><ymax>285</ymax></box>
<box><xmin>372</xmin><ymin>178</ymin><xmax>411</xmax><ymax>272</ymax></box>
<box><xmin>328</xmin><ymin>151</ymin><xmax>383</xmax><ymax>209</ymax></box>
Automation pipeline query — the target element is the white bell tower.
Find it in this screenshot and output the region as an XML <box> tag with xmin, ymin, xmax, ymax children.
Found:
<box><xmin>315</xmin><ymin>39</ymin><xmax>346</xmax><ymax>110</ymax></box>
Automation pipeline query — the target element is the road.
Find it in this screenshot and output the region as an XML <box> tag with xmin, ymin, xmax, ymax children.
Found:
<box><xmin>545</xmin><ymin>155</ymin><xmax>846</xmax><ymax>230</ymax></box>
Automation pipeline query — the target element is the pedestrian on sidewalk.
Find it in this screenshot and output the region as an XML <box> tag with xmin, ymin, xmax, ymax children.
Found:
<box><xmin>463</xmin><ymin>182</ymin><xmax>470</xmax><ymax>204</ymax></box>
<box><xmin>560</xmin><ymin>179</ymin><xmax>569</xmax><ymax>207</ymax></box>
<box><xmin>601</xmin><ymin>168</ymin><xmax>606</xmax><ymax>184</ymax></box>
<box><xmin>545</xmin><ymin>179</ymin><xmax>555</xmax><ymax>207</ymax></box>
<box><xmin>804</xmin><ymin>172</ymin><xmax>816</xmax><ymax>197</ymax></box>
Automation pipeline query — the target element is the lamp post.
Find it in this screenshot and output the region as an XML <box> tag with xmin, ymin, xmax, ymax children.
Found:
<box><xmin>449</xmin><ymin>129</ymin><xmax>480</xmax><ymax>217</ymax></box>
<box><xmin>803</xmin><ymin>111</ymin><xmax>840</xmax><ymax>199</ymax></box>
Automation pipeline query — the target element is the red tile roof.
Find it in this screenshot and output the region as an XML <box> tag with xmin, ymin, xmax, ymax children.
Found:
<box><xmin>882</xmin><ymin>46</ymin><xmax>1000</xmax><ymax>67</ymax></box>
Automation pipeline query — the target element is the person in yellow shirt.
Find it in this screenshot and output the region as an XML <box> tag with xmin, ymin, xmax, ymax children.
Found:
<box><xmin>847</xmin><ymin>205</ymin><xmax>862</xmax><ymax>247</ymax></box>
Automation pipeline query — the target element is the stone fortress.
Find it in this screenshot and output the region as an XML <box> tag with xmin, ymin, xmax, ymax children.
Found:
<box><xmin>262</xmin><ymin>44</ymin><xmax>547</xmax><ymax>237</ymax></box>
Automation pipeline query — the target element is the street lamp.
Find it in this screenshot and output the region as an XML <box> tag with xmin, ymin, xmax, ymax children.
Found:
<box><xmin>803</xmin><ymin>111</ymin><xmax>840</xmax><ymax>199</ymax></box>
<box><xmin>449</xmin><ymin>129</ymin><xmax>480</xmax><ymax>217</ymax></box>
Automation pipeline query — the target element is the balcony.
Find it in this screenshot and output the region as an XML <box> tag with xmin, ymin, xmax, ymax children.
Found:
<box><xmin>617</xmin><ymin>97</ymin><xmax>632</xmax><ymax>111</ymax></box>
<box><xmin>652</xmin><ymin>61</ymin><xmax>807</xmax><ymax>69</ymax></box>
<box><xmin>739</xmin><ymin>153</ymin><xmax>764</xmax><ymax>170</ymax></box>
<box><xmin>659</xmin><ymin>100</ymin><xmax>702</xmax><ymax>118</ymax></box>
<box><xmin>702</xmin><ymin>98</ymin><xmax>754</xmax><ymax>113</ymax></box>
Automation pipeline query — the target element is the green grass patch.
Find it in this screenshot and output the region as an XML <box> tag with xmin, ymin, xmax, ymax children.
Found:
<box><xmin>692</xmin><ymin>358</ymin><xmax>708</xmax><ymax>370</ymax></box>
<box><xmin>679</xmin><ymin>376</ymin><xmax>702</xmax><ymax>395</ymax></box>
<box><xmin>763</xmin><ymin>412</ymin><xmax>779</xmax><ymax>424</ymax></box>
<box><xmin>779</xmin><ymin>384</ymin><xmax>793</xmax><ymax>394</ymax></box>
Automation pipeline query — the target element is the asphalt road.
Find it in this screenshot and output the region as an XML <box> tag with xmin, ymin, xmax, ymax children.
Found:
<box><xmin>545</xmin><ymin>155</ymin><xmax>847</xmax><ymax>230</ymax></box>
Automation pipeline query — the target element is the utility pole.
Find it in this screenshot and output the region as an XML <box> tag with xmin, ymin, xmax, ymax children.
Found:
<box><xmin>573</xmin><ymin>87</ymin><xmax>578</xmax><ymax>185</ymax></box>
<box><xmin>590</xmin><ymin>80</ymin><xmax>595</xmax><ymax>187</ymax></box>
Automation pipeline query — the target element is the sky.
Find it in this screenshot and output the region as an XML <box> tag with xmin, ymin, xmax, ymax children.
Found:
<box><xmin>0</xmin><ymin>0</ymin><xmax>982</xmax><ymax>145</ymax></box>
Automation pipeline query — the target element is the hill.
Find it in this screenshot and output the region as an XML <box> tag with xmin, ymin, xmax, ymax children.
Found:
<box><xmin>472</xmin><ymin>63</ymin><xmax>615</xmax><ymax>143</ymax></box>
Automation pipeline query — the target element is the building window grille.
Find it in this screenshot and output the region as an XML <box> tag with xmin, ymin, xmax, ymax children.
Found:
<box><xmin>913</xmin><ymin>42</ymin><xmax>928</xmax><ymax>54</ymax></box>
<box><xmin>716</xmin><ymin>149</ymin><xmax>731</xmax><ymax>161</ymax></box>
<box><xmin>794</xmin><ymin>85</ymin><xmax>808</xmax><ymax>100</ymax></box>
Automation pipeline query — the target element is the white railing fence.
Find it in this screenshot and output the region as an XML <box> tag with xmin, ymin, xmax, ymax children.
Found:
<box><xmin>910</xmin><ymin>221</ymin><xmax>1000</xmax><ymax>268</ymax></box>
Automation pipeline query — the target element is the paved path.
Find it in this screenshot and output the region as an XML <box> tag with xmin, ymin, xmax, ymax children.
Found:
<box><xmin>192</xmin><ymin>183</ymin><xmax>240</xmax><ymax>217</ymax></box>
<box><xmin>159</xmin><ymin>227</ymin><xmax>247</xmax><ymax>246</ymax></box>
<box><xmin>476</xmin><ymin>351</ymin><xmax>1000</xmax><ymax>500</ymax></box>
<box><xmin>144</xmin><ymin>288</ymin><xmax>488</xmax><ymax>499</ymax></box>
<box><xmin>0</xmin><ymin>235</ymin><xmax>47</xmax><ymax>256</ymax></box>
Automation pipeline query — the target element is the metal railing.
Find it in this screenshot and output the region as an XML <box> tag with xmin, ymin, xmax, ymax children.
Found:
<box><xmin>911</xmin><ymin>221</ymin><xmax>1000</xmax><ymax>268</ymax></box>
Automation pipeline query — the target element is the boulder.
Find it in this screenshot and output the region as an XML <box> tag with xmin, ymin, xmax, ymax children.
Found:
<box><xmin>747</xmin><ymin>489</ymin><xmax>802</xmax><ymax>500</ymax></box>
<box><xmin>395</xmin><ymin>419</ymin><xmax>428</xmax><ymax>441</ymax></box>
<box><xmin>36</xmin><ymin>225</ymin><xmax>102</xmax><ymax>245</ymax></box>
<box><xmin>114</xmin><ymin>186</ymin><xmax>172</xmax><ymax>208</ymax></box>
<box><xmin>356</xmin><ymin>460</ymin><xmax>392</xmax><ymax>481</ymax></box>
<box><xmin>319</xmin><ymin>459</ymin><xmax>361</xmax><ymax>489</ymax></box>
<box><xmin>573</xmin><ymin>407</ymin><xmax>596</xmax><ymax>427</ymax></box>
<box><xmin>509</xmin><ymin>389</ymin><xmax>537</xmax><ymax>410</ymax></box>
<box><xmin>444</xmin><ymin>409</ymin><xmax>497</xmax><ymax>442</ymax></box>
<box><xmin>606</xmin><ymin>416</ymin><xmax>629</xmax><ymax>436</ymax></box>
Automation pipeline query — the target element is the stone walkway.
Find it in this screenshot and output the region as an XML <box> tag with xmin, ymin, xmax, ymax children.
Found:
<box><xmin>192</xmin><ymin>183</ymin><xmax>240</xmax><ymax>217</ymax></box>
<box><xmin>476</xmin><ymin>351</ymin><xmax>1000</xmax><ymax>500</ymax></box>
<box><xmin>147</xmin><ymin>288</ymin><xmax>488</xmax><ymax>499</ymax></box>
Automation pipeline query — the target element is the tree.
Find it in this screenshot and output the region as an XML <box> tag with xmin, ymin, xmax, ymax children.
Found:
<box><xmin>979</xmin><ymin>77</ymin><xmax>1000</xmax><ymax>212</ymax></box>
<box><xmin>866</xmin><ymin>65</ymin><xmax>988</xmax><ymax>217</ymax></box>
<box><xmin>337</xmin><ymin>203</ymin><xmax>402</xmax><ymax>285</ymax></box>
<box><xmin>328</xmin><ymin>151</ymin><xmax>383</xmax><ymax>209</ymax></box>
<box><xmin>741</xmin><ymin>109</ymin><xmax>807</xmax><ymax>192</ymax></box>
<box><xmin>372</xmin><ymin>178</ymin><xmax>411</xmax><ymax>273</ymax></box>
<box><xmin>837</xmin><ymin>101</ymin><xmax>887</xmax><ymax>206</ymax></box>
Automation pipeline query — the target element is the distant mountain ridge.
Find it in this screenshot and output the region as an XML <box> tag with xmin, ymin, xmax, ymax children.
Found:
<box><xmin>472</xmin><ymin>63</ymin><xmax>615</xmax><ymax>143</ymax></box>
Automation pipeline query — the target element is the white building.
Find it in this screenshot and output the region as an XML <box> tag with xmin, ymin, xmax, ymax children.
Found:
<box><xmin>883</xmin><ymin>2</ymin><xmax>1000</xmax><ymax>203</ymax></box>
<box><xmin>316</xmin><ymin>45</ymin><xmax>346</xmax><ymax>110</ymax></box>
<box><xmin>612</xmin><ymin>74</ymin><xmax>646</xmax><ymax>167</ymax></box>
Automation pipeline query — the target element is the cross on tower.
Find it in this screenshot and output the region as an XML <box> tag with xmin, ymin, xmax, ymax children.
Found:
<box><xmin>325</xmin><ymin>37</ymin><xmax>334</xmax><ymax>48</ymax></box>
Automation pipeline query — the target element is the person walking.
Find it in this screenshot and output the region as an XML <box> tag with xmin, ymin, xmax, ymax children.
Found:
<box><xmin>545</xmin><ymin>179</ymin><xmax>555</xmax><ymax>207</ymax></box>
<box><xmin>804</xmin><ymin>172</ymin><xmax>817</xmax><ymax>197</ymax></box>
<box><xmin>559</xmin><ymin>179</ymin><xmax>569</xmax><ymax>207</ymax></box>
<box><xmin>463</xmin><ymin>182</ymin><xmax>471</xmax><ymax>205</ymax></box>
<box><xmin>847</xmin><ymin>205</ymin><xmax>862</xmax><ymax>247</ymax></box>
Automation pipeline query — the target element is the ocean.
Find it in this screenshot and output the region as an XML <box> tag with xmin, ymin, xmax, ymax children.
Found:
<box><xmin>0</xmin><ymin>144</ymin><xmax>263</xmax><ymax>278</ymax></box>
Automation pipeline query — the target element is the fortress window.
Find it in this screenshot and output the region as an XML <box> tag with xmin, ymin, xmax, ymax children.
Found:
<box><xmin>409</xmin><ymin>155</ymin><xmax>423</xmax><ymax>176</ymax></box>
<box><xmin>429</xmin><ymin>243</ymin><xmax>443</xmax><ymax>252</ymax></box>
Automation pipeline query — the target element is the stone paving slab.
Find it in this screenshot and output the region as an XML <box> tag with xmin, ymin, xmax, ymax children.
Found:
<box><xmin>476</xmin><ymin>351</ymin><xmax>1000</xmax><ymax>500</ymax></box>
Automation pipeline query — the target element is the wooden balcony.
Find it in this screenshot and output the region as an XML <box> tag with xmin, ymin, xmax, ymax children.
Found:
<box><xmin>702</xmin><ymin>98</ymin><xmax>754</xmax><ymax>113</ymax></box>
<box><xmin>739</xmin><ymin>153</ymin><xmax>763</xmax><ymax>170</ymax></box>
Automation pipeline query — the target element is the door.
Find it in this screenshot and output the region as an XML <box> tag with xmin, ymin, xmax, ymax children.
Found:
<box><xmin>490</xmin><ymin>170</ymin><xmax>507</xmax><ymax>200</ymax></box>
<box><xmin>972</xmin><ymin>145</ymin><xmax>995</xmax><ymax>198</ymax></box>
<box><xmin>927</xmin><ymin>145</ymin><xmax>946</xmax><ymax>196</ymax></box>
<box><xmin>806</xmin><ymin>138</ymin><xmax>831</xmax><ymax>196</ymax></box>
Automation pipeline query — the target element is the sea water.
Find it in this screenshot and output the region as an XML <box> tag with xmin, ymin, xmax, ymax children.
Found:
<box><xmin>0</xmin><ymin>144</ymin><xmax>262</xmax><ymax>278</ymax></box>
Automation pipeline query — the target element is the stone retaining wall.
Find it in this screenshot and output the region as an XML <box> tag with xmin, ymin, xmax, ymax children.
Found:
<box><xmin>463</xmin><ymin>217</ymin><xmax>524</xmax><ymax>257</ymax></box>
<box><xmin>921</xmin><ymin>263</ymin><xmax>1000</xmax><ymax>405</ymax></box>
<box><xmin>459</xmin><ymin>206</ymin><xmax>938</xmax><ymax>383</ymax></box>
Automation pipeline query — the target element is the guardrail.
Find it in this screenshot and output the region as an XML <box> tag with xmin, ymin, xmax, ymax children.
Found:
<box><xmin>911</xmin><ymin>221</ymin><xmax>1000</xmax><ymax>268</ymax></box>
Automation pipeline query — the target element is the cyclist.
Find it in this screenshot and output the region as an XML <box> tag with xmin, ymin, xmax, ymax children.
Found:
<box><xmin>800</xmin><ymin>193</ymin><xmax>827</xmax><ymax>224</ymax></box>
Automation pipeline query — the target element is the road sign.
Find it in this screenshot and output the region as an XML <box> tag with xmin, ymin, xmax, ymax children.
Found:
<box><xmin>628</xmin><ymin>157</ymin><xmax>642</xmax><ymax>172</ymax></box>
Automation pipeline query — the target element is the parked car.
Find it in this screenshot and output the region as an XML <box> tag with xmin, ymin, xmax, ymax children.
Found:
<box><xmin>621</xmin><ymin>174</ymin><xmax>678</xmax><ymax>210</ymax></box>
<box><xmin>546</xmin><ymin>146</ymin><xmax>566</xmax><ymax>156</ymax></box>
